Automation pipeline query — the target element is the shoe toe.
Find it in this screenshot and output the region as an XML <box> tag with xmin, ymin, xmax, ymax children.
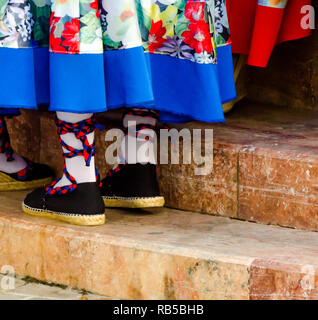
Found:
<box><xmin>23</xmin><ymin>187</ymin><xmax>46</xmax><ymax>210</ymax></box>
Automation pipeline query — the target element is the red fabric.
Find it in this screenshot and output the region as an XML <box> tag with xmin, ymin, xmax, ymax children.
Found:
<box><xmin>277</xmin><ymin>0</ymin><xmax>312</xmax><ymax>43</ymax></box>
<box><xmin>227</xmin><ymin>0</ymin><xmax>312</xmax><ymax>67</ymax></box>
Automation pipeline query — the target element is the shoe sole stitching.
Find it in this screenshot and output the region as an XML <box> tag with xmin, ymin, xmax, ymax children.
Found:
<box><xmin>22</xmin><ymin>203</ymin><xmax>106</xmax><ymax>226</ymax></box>
<box><xmin>103</xmin><ymin>196</ymin><xmax>165</xmax><ymax>208</ymax></box>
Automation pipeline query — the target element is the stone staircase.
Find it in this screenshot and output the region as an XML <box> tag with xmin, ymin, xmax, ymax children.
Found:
<box><xmin>1</xmin><ymin>102</ymin><xmax>318</xmax><ymax>299</ymax></box>
<box><xmin>1</xmin><ymin>190</ymin><xmax>318</xmax><ymax>300</ymax></box>
<box><xmin>158</xmin><ymin>102</ymin><xmax>318</xmax><ymax>232</ymax></box>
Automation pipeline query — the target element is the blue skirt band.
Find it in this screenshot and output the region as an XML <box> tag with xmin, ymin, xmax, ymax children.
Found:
<box><xmin>0</xmin><ymin>46</ymin><xmax>236</xmax><ymax>123</ymax></box>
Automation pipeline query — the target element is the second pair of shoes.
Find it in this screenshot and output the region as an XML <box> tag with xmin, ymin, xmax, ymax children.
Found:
<box><xmin>22</xmin><ymin>163</ymin><xmax>165</xmax><ymax>226</ymax></box>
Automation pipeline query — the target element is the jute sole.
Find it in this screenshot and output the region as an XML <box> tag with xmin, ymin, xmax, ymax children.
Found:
<box><xmin>103</xmin><ymin>196</ymin><xmax>165</xmax><ymax>208</ymax></box>
<box><xmin>0</xmin><ymin>172</ymin><xmax>52</xmax><ymax>191</ymax></box>
<box><xmin>22</xmin><ymin>203</ymin><xmax>106</xmax><ymax>226</ymax></box>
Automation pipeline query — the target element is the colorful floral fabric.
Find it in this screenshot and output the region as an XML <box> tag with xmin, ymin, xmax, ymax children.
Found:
<box><xmin>0</xmin><ymin>0</ymin><xmax>34</xmax><ymax>48</ymax></box>
<box><xmin>258</xmin><ymin>0</ymin><xmax>288</xmax><ymax>8</ymax></box>
<box><xmin>0</xmin><ymin>0</ymin><xmax>231</xmax><ymax>64</ymax></box>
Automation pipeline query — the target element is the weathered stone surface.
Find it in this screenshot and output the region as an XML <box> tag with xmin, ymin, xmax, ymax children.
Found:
<box><xmin>2</xmin><ymin>191</ymin><xmax>318</xmax><ymax>299</ymax></box>
<box><xmin>238</xmin><ymin>149</ymin><xmax>318</xmax><ymax>230</ymax></box>
<box><xmin>158</xmin><ymin>142</ymin><xmax>239</xmax><ymax>218</ymax></box>
<box><xmin>250</xmin><ymin>260</ymin><xmax>318</xmax><ymax>300</ymax></box>
<box><xmin>0</xmin><ymin>274</ymin><xmax>109</xmax><ymax>300</ymax></box>
<box><xmin>159</xmin><ymin>104</ymin><xmax>318</xmax><ymax>231</ymax></box>
<box><xmin>39</xmin><ymin>114</ymin><xmax>62</xmax><ymax>177</ymax></box>
<box><xmin>231</xmin><ymin>104</ymin><xmax>318</xmax><ymax>230</ymax></box>
<box><xmin>0</xmin><ymin>192</ymin><xmax>251</xmax><ymax>300</ymax></box>
<box><xmin>6</xmin><ymin>110</ymin><xmax>41</xmax><ymax>163</ymax></box>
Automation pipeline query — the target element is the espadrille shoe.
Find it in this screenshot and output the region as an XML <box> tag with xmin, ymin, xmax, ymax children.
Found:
<box><xmin>23</xmin><ymin>182</ymin><xmax>105</xmax><ymax>226</ymax></box>
<box><xmin>22</xmin><ymin>116</ymin><xmax>105</xmax><ymax>226</ymax></box>
<box><xmin>0</xmin><ymin>160</ymin><xmax>54</xmax><ymax>191</ymax></box>
<box><xmin>101</xmin><ymin>163</ymin><xmax>165</xmax><ymax>209</ymax></box>
<box><xmin>0</xmin><ymin>116</ymin><xmax>53</xmax><ymax>191</ymax></box>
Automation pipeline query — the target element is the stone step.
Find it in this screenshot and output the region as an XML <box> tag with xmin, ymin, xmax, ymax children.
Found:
<box><xmin>7</xmin><ymin>102</ymin><xmax>318</xmax><ymax>232</ymax></box>
<box><xmin>0</xmin><ymin>274</ymin><xmax>110</xmax><ymax>300</ymax></box>
<box><xmin>1</xmin><ymin>191</ymin><xmax>318</xmax><ymax>300</ymax></box>
<box><xmin>157</xmin><ymin>103</ymin><xmax>318</xmax><ymax>232</ymax></box>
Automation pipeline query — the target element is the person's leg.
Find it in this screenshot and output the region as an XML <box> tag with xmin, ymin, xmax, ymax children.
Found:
<box><xmin>23</xmin><ymin>112</ymin><xmax>105</xmax><ymax>226</ymax></box>
<box><xmin>118</xmin><ymin>108</ymin><xmax>158</xmax><ymax>165</ymax></box>
<box><xmin>100</xmin><ymin>108</ymin><xmax>165</xmax><ymax>208</ymax></box>
<box><xmin>0</xmin><ymin>115</ymin><xmax>53</xmax><ymax>191</ymax></box>
<box><xmin>54</xmin><ymin>112</ymin><xmax>97</xmax><ymax>188</ymax></box>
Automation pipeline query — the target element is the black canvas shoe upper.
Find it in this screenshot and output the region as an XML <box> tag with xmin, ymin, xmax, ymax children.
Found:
<box><xmin>4</xmin><ymin>161</ymin><xmax>54</xmax><ymax>182</ymax></box>
<box><xmin>101</xmin><ymin>163</ymin><xmax>161</xmax><ymax>199</ymax></box>
<box><xmin>24</xmin><ymin>182</ymin><xmax>105</xmax><ymax>216</ymax></box>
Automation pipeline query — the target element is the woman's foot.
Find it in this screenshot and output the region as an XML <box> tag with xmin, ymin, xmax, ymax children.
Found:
<box><xmin>0</xmin><ymin>116</ymin><xmax>53</xmax><ymax>191</ymax></box>
<box><xmin>101</xmin><ymin>163</ymin><xmax>165</xmax><ymax>208</ymax></box>
<box><xmin>22</xmin><ymin>113</ymin><xmax>106</xmax><ymax>226</ymax></box>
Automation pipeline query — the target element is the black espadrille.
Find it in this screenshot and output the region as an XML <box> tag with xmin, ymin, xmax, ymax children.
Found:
<box><xmin>0</xmin><ymin>116</ymin><xmax>53</xmax><ymax>191</ymax></box>
<box><xmin>101</xmin><ymin>163</ymin><xmax>165</xmax><ymax>208</ymax></box>
<box><xmin>22</xmin><ymin>116</ymin><xmax>106</xmax><ymax>226</ymax></box>
<box><xmin>0</xmin><ymin>161</ymin><xmax>54</xmax><ymax>191</ymax></box>
<box><xmin>22</xmin><ymin>182</ymin><xmax>105</xmax><ymax>226</ymax></box>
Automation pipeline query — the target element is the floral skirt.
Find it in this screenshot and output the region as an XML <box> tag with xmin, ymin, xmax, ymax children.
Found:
<box><xmin>227</xmin><ymin>0</ymin><xmax>312</xmax><ymax>68</ymax></box>
<box><xmin>0</xmin><ymin>0</ymin><xmax>236</xmax><ymax>123</ymax></box>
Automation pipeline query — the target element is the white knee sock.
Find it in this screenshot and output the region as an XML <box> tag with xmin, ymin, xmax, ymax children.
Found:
<box><xmin>55</xmin><ymin>112</ymin><xmax>96</xmax><ymax>188</ymax></box>
<box><xmin>118</xmin><ymin>108</ymin><xmax>158</xmax><ymax>165</ymax></box>
<box><xmin>0</xmin><ymin>151</ymin><xmax>27</xmax><ymax>174</ymax></box>
<box><xmin>0</xmin><ymin>117</ymin><xmax>27</xmax><ymax>174</ymax></box>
